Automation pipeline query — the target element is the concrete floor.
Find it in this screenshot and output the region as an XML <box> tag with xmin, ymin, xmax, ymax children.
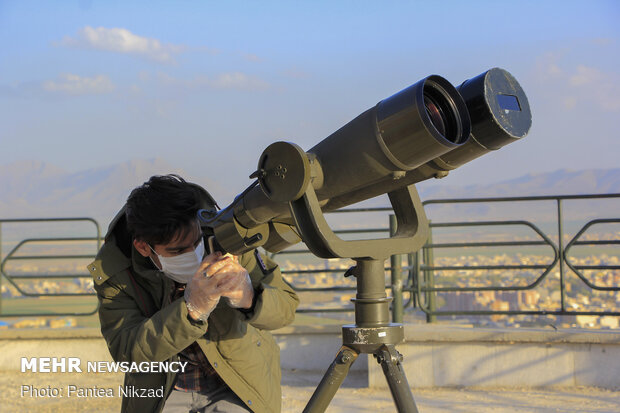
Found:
<box><xmin>2</xmin><ymin>369</ymin><xmax>619</xmax><ymax>412</ymax></box>
<box><xmin>282</xmin><ymin>370</ymin><xmax>620</xmax><ymax>413</ymax></box>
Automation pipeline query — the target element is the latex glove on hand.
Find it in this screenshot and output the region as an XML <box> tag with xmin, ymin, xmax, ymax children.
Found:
<box><xmin>207</xmin><ymin>254</ymin><xmax>255</xmax><ymax>309</ymax></box>
<box><xmin>184</xmin><ymin>252</ymin><xmax>226</xmax><ymax>322</ymax></box>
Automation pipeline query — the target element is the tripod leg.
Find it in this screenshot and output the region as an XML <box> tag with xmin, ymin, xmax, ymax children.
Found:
<box><xmin>303</xmin><ymin>346</ymin><xmax>359</xmax><ymax>413</ymax></box>
<box><xmin>376</xmin><ymin>345</ymin><xmax>419</xmax><ymax>413</ymax></box>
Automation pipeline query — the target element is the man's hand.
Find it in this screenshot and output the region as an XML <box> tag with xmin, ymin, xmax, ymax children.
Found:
<box><xmin>204</xmin><ymin>254</ymin><xmax>255</xmax><ymax>310</ymax></box>
<box><xmin>184</xmin><ymin>252</ymin><xmax>225</xmax><ymax>321</ymax></box>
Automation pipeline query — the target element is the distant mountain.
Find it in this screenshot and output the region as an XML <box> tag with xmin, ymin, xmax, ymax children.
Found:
<box><xmin>0</xmin><ymin>161</ymin><xmax>618</xmax><ymax>226</ymax></box>
<box><xmin>413</xmin><ymin>168</ymin><xmax>620</xmax><ymax>223</ymax></box>
<box><xmin>417</xmin><ymin>168</ymin><xmax>620</xmax><ymax>199</ymax></box>
<box><xmin>0</xmin><ymin>159</ymin><xmax>220</xmax><ymax>224</ymax></box>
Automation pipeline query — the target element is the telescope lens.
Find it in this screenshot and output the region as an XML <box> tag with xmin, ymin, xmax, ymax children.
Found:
<box><xmin>424</xmin><ymin>94</ymin><xmax>446</xmax><ymax>136</ymax></box>
<box><xmin>423</xmin><ymin>86</ymin><xmax>461</xmax><ymax>144</ymax></box>
<box><xmin>374</xmin><ymin>75</ymin><xmax>470</xmax><ymax>170</ymax></box>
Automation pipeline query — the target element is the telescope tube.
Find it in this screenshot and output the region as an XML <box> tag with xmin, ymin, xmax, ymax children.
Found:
<box><xmin>234</xmin><ymin>74</ymin><xmax>471</xmax><ymax>227</ymax></box>
<box><xmin>320</xmin><ymin>68</ymin><xmax>532</xmax><ymax>211</ymax></box>
<box><xmin>204</xmin><ymin>68</ymin><xmax>531</xmax><ymax>254</ymax></box>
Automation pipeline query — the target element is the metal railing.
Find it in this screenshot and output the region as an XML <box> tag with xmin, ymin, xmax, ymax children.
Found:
<box><xmin>271</xmin><ymin>224</ymin><xmax>390</xmax><ymax>313</ymax></box>
<box><xmin>415</xmin><ymin>194</ymin><xmax>620</xmax><ymax>322</ymax></box>
<box><xmin>0</xmin><ymin>218</ymin><xmax>101</xmax><ymax>317</ymax></box>
<box><xmin>274</xmin><ymin>193</ymin><xmax>620</xmax><ymax>322</ymax></box>
<box><xmin>0</xmin><ymin>193</ymin><xmax>618</xmax><ymax>323</ymax></box>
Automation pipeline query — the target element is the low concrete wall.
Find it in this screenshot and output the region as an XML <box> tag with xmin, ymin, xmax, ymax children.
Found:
<box><xmin>368</xmin><ymin>325</ymin><xmax>620</xmax><ymax>389</ymax></box>
<box><xmin>273</xmin><ymin>325</ymin><xmax>368</xmax><ymax>374</ymax></box>
<box><xmin>1</xmin><ymin>324</ymin><xmax>618</xmax><ymax>389</ymax></box>
<box><xmin>0</xmin><ymin>325</ymin><xmax>369</xmax><ymax>379</ymax></box>
<box><xmin>0</xmin><ymin>328</ymin><xmax>113</xmax><ymax>371</ymax></box>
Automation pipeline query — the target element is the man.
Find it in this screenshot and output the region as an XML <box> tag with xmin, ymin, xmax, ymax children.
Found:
<box><xmin>88</xmin><ymin>174</ymin><xmax>299</xmax><ymax>412</ymax></box>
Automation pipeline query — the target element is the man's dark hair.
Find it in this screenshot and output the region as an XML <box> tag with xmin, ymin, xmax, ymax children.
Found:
<box><xmin>125</xmin><ymin>174</ymin><xmax>217</xmax><ymax>245</ymax></box>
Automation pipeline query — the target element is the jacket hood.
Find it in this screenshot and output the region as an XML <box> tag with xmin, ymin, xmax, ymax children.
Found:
<box><xmin>89</xmin><ymin>206</ymin><xmax>161</xmax><ymax>287</ymax></box>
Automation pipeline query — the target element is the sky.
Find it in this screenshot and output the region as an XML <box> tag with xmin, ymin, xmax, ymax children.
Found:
<box><xmin>1</xmin><ymin>0</ymin><xmax>619</xmax><ymax>202</ymax></box>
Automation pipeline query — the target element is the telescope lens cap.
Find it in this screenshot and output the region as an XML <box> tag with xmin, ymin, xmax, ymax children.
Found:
<box><xmin>458</xmin><ymin>68</ymin><xmax>532</xmax><ymax>150</ymax></box>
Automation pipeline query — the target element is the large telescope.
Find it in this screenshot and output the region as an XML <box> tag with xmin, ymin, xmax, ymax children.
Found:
<box><xmin>202</xmin><ymin>68</ymin><xmax>531</xmax><ymax>413</ymax></box>
<box><xmin>200</xmin><ymin>68</ymin><xmax>531</xmax><ymax>255</ymax></box>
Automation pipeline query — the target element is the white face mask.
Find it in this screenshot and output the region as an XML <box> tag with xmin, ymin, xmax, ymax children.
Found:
<box><xmin>150</xmin><ymin>238</ymin><xmax>205</xmax><ymax>284</ymax></box>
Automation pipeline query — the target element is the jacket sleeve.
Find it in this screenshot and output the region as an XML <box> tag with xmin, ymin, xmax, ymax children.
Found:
<box><xmin>95</xmin><ymin>277</ymin><xmax>208</xmax><ymax>363</ymax></box>
<box><xmin>241</xmin><ymin>252</ymin><xmax>299</xmax><ymax>331</ymax></box>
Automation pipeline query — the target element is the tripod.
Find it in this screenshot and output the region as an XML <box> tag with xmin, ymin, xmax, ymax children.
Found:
<box><xmin>287</xmin><ymin>183</ymin><xmax>429</xmax><ymax>413</ymax></box>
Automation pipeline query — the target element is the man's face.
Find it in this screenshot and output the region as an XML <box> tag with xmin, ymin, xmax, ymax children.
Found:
<box><xmin>134</xmin><ymin>220</ymin><xmax>203</xmax><ymax>268</ymax></box>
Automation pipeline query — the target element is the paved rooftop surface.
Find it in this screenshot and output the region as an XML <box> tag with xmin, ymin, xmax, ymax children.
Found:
<box><xmin>283</xmin><ymin>384</ymin><xmax>620</xmax><ymax>412</ymax></box>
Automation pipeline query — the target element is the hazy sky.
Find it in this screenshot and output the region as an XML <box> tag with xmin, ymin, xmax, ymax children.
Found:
<box><xmin>1</xmin><ymin>0</ymin><xmax>619</xmax><ymax>200</ymax></box>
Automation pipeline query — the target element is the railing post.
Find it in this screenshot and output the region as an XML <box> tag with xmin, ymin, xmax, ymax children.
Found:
<box><xmin>0</xmin><ymin>221</ymin><xmax>2</xmax><ymax>316</ymax></box>
<box><xmin>424</xmin><ymin>222</ymin><xmax>436</xmax><ymax>323</ymax></box>
<box><xmin>389</xmin><ymin>215</ymin><xmax>403</xmax><ymax>323</ymax></box>
<box><xmin>557</xmin><ymin>199</ymin><xmax>566</xmax><ymax>312</ymax></box>
<box><xmin>407</xmin><ymin>252</ymin><xmax>417</xmax><ymax>309</ymax></box>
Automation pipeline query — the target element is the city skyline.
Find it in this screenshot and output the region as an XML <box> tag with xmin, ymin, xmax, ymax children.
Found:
<box><xmin>3</xmin><ymin>249</ymin><xmax>618</xmax><ymax>330</ymax></box>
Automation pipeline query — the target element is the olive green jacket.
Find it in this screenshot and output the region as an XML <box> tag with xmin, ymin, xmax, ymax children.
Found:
<box><xmin>88</xmin><ymin>211</ymin><xmax>299</xmax><ymax>413</ymax></box>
